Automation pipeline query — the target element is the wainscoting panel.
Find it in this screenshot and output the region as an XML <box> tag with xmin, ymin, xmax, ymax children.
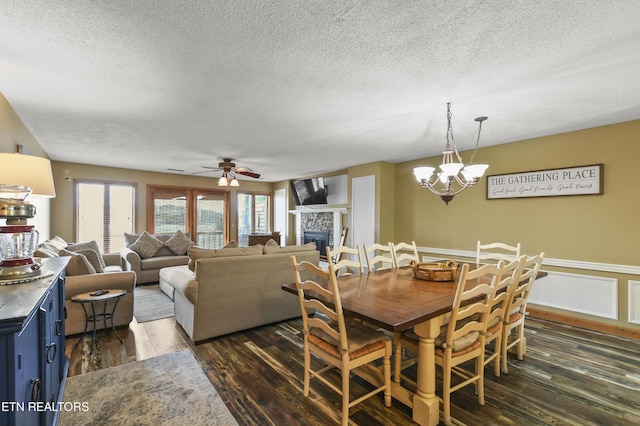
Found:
<box><xmin>629</xmin><ymin>280</ymin><xmax>640</xmax><ymax>325</ymax></box>
<box><xmin>529</xmin><ymin>271</ymin><xmax>618</xmax><ymax>320</ymax></box>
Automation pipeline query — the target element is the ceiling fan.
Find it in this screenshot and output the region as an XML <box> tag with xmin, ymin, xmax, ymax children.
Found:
<box><xmin>195</xmin><ymin>158</ymin><xmax>261</xmax><ymax>186</ymax></box>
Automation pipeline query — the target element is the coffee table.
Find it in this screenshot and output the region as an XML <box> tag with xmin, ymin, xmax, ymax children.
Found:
<box><xmin>71</xmin><ymin>289</ymin><xmax>127</xmax><ymax>354</ymax></box>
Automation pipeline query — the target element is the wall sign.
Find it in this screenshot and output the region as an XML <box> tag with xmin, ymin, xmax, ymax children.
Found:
<box><xmin>487</xmin><ymin>164</ymin><xmax>603</xmax><ymax>199</ymax></box>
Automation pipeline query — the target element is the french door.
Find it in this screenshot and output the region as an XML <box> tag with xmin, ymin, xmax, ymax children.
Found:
<box><xmin>148</xmin><ymin>185</ymin><xmax>229</xmax><ymax>249</ymax></box>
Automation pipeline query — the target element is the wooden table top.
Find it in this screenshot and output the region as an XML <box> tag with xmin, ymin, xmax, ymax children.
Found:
<box><xmin>282</xmin><ymin>264</ymin><xmax>547</xmax><ymax>333</ymax></box>
<box><xmin>282</xmin><ymin>266</ymin><xmax>460</xmax><ymax>332</ymax></box>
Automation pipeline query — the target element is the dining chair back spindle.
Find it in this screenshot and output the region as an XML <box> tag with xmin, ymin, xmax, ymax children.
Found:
<box><xmin>326</xmin><ymin>244</ymin><xmax>364</xmax><ymax>276</ymax></box>
<box><xmin>501</xmin><ymin>252</ymin><xmax>545</xmax><ymax>374</ymax></box>
<box><xmin>364</xmin><ymin>243</ymin><xmax>396</xmax><ymax>272</ymax></box>
<box><xmin>390</xmin><ymin>241</ymin><xmax>419</xmax><ymax>267</ymax></box>
<box><xmin>482</xmin><ymin>256</ymin><xmax>524</xmax><ymax>377</ymax></box>
<box><xmin>290</xmin><ymin>256</ymin><xmax>392</xmax><ymax>426</ymax></box>
<box><xmin>476</xmin><ymin>241</ymin><xmax>521</xmax><ymax>264</ymax></box>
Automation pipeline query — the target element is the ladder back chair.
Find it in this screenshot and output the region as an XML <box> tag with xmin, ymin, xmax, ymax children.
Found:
<box><xmin>363</xmin><ymin>242</ymin><xmax>396</xmax><ymax>272</ymax></box>
<box><xmin>394</xmin><ymin>261</ymin><xmax>503</xmax><ymax>426</ymax></box>
<box><xmin>482</xmin><ymin>256</ymin><xmax>524</xmax><ymax>377</ymax></box>
<box><xmin>476</xmin><ymin>241</ymin><xmax>521</xmax><ymax>264</ymax></box>
<box><xmin>290</xmin><ymin>256</ymin><xmax>392</xmax><ymax>426</ymax></box>
<box><xmin>501</xmin><ymin>252</ymin><xmax>545</xmax><ymax>374</ymax></box>
<box><xmin>326</xmin><ymin>244</ymin><xmax>364</xmax><ymax>276</ymax></box>
<box><xmin>390</xmin><ymin>241</ymin><xmax>419</xmax><ymax>267</ymax></box>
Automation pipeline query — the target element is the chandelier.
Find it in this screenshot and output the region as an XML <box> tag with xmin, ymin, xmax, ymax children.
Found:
<box><xmin>413</xmin><ymin>103</ymin><xmax>489</xmax><ymax>205</ymax></box>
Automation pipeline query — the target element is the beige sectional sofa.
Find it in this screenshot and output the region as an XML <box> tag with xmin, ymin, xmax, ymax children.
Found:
<box><xmin>120</xmin><ymin>231</ymin><xmax>193</xmax><ymax>285</ymax></box>
<box><xmin>35</xmin><ymin>237</ymin><xmax>136</xmax><ymax>336</ymax></box>
<box><xmin>160</xmin><ymin>241</ymin><xmax>319</xmax><ymax>343</ymax></box>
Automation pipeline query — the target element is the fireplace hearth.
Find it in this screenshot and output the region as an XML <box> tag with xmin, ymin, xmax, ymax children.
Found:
<box><xmin>303</xmin><ymin>230</ymin><xmax>331</xmax><ymax>257</ymax></box>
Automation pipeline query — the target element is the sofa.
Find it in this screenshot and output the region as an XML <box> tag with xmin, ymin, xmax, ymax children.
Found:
<box><xmin>35</xmin><ymin>236</ymin><xmax>137</xmax><ymax>336</ymax></box>
<box><xmin>159</xmin><ymin>241</ymin><xmax>319</xmax><ymax>343</ymax></box>
<box><xmin>120</xmin><ymin>230</ymin><xmax>193</xmax><ymax>285</ymax></box>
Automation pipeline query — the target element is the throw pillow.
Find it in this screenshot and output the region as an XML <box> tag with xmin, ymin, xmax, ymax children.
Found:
<box><xmin>35</xmin><ymin>246</ymin><xmax>59</xmax><ymax>258</ymax></box>
<box><xmin>164</xmin><ymin>230</ymin><xmax>195</xmax><ymax>255</ymax></box>
<box><xmin>59</xmin><ymin>249</ymin><xmax>97</xmax><ymax>276</ymax></box>
<box><xmin>75</xmin><ymin>248</ymin><xmax>105</xmax><ymax>273</ymax></box>
<box><xmin>187</xmin><ymin>244</ymin><xmax>263</xmax><ymax>271</ymax></box>
<box><xmin>66</xmin><ymin>241</ymin><xmax>106</xmax><ymax>270</ymax></box>
<box><xmin>48</xmin><ymin>236</ymin><xmax>68</xmax><ymax>251</ymax></box>
<box><xmin>130</xmin><ymin>231</ymin><xmax>164</xmax><ymax>259</ymax></box>
<box><xmin>223</xmin><ymin>240</ymin><xmax>238</xmax><ymax>248</ymax></box>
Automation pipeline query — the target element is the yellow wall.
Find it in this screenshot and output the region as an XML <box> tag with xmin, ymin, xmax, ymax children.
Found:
<box><xmin>394</xmin><ymin>120</ymin><xmax>639</xmax><ymax>264</ymax></box>
<box><xmin>393</xmin><ymin>119</ymin><xmax>640</xmax><ymax>331</ymax></box>
<box><xmin>50</xmin><ymin>161</ymin><xmax>274</xmax><ymax>243</ymax></box>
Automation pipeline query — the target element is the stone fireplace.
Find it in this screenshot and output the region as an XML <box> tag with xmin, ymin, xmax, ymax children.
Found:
<box><xmin>290</xmin><ymin>207</ymin><xmax>348</xmax><ymax>252</ymax></box>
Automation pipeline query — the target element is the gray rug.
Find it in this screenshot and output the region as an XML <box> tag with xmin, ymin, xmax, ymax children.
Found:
<box><xmin>60</xmin><ymin>349</ymin><xmax>238</xmax><ymax>426</ymax></box>
<box><xmin>133</xmin><ymin>284</ymin><xmax>174</xmax><ymax>323</ymax></box>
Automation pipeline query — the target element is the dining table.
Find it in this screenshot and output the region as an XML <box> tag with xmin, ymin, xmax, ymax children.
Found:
<box><xmin>282</xmin><ymin>265</ymin><xmax>464</xmax><ymax>426</ymax></box>
<box><xmin>281</xmin><ymin>263</ymin><xmax>547</xmax><ymax>426</ymax></box>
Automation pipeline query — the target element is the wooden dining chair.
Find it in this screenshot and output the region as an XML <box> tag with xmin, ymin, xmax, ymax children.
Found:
<box><xmin>482</xmin><ymin>256</ymin><xmax>524</xmax><ymax>377</ymax></box>
<box><xmin>476</xmin><ymin>241</ymin><xmax>521</xmax><ymax>264</ymax></box>
<box><xmin>501</xmin><ymin>252</ymin><xmax>545</xmax><ymax>374</ymax></box>
<box><xmin>394</xmin><ymin>262</ymin><xmax>502</xmax><ymax>426</ymax></box>
<box><xmin>326</xmin><ymin>244</ymin><xmax>364</xmax><ymax>276</ymax></box>
<box><xmin>390</xmin><ymin>241</ymin><xmax>419</xmax><ymax>267</ymax></box>
<box><xmin>290</xmin><ymin>255</ymin><xmax>392</xmax><ymax>426</ymax></box>
<box><xmin>363</xmin><ymin>242</ymin><xmax>395</xmax><ymax>272</ymax></box>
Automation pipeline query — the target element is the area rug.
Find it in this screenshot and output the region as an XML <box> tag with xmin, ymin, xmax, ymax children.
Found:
<box><xmin>133</xmin><ymin>284</ymin><xmax>174</xmax><ymax>323</ymax></box>
<box><xmin>60</xmin><ymin>349</ymin><xmax>238</xmax><ymax>426</ymax></box>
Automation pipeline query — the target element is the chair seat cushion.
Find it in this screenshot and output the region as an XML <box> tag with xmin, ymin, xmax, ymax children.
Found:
<box><xmin>310</xmin><ymin>321</ymin><xmax>388</xmax><ymax>360</ymax></box>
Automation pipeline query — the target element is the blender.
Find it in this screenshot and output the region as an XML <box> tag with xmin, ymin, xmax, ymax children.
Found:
<box><xmin>0</xmin><ymin>184</ymin><xmax>42</xmax><ymax>279</ymax></box>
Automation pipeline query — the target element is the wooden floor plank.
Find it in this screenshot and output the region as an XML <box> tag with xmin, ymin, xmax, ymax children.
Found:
<box><xmin>65</xmin><ymin>315</ymin><xmax>640</xmax><ymax>425</ymax></box>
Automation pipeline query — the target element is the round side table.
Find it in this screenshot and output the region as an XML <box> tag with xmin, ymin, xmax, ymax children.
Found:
<box><xmin>71</xmin><ymin>289</ymin><xmax>127</xmax><ymax>354</ymax></box>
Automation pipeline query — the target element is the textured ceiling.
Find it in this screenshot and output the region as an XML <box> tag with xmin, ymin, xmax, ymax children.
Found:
<box><xmin>1</xmin><ymin>1</ymin><xmax>640</xmax><ymax>182</ymax></box>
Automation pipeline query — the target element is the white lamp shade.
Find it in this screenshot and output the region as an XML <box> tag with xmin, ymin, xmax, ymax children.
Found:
<box><xmin>413</xmin><ymin>166</ymin><xmax>435</xmax><ymax>182</ymax></box>
<box><xmin>0</xmin><ymin>153</ymin><xmax>56</xmax><ymax>197</ymax></box>
<box><xmin>218</xmin><ymin>176</ymin><xmax>228</xmax><ymax>186</ymax></box>
<box><xmin>229</xmin><ymin>178</ymin><xmax>239</xmax><ymax>187</ymax></box>
<box><xmin>439</xmin><ymin>162</ymin><xmax>463</xmax><ymax>177</ymax></box>
<box><xmin>461</xmin><ymin>164</ymin><xmax>489</xmax><ymax>180</ymax></box>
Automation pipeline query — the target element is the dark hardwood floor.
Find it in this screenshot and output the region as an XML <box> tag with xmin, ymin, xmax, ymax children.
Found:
<box><xmin>65</xmin><ymin>316</ymin><xmax>640</xmax><ymax>425</ymax></box>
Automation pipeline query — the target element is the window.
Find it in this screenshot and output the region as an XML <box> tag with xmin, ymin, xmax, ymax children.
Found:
<box><xmin>74</xmin><ymin>180</ymin><xmax>136</xmax><ymax>253</ymax></box>
<box><xmin>148</xmin><ymin>186</ymin><xmax>228</xmax><ymax>249</ymax></box>
<box><xmin>237</xmin><ymin>192</ymin><xmax>271</xmax><ymax>246</ymax></box>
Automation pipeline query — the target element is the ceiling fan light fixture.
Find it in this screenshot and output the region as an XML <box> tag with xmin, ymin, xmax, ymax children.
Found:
<box><xmin>229</xmin><ymin>177</ymin><xmax>239</xmax><ymax>187</ymax></box>
<box><xmin>218</xmin><ymin>176</ymin><xmax>228</xmax><ymax>186</ymax></box>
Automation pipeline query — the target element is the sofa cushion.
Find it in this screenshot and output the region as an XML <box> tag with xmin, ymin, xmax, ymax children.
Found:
<box><xmin>140</xmin><ymin>255</ymin><xmax>190</xmax><ymax>270</ymax></box>
<box><xmin>74</xmin><ymin>248</ymin><xmax>105</xmax><ymax>273</ymax></box>
<box><xmin>66</xmin><ymin>241</ymin><xmax>106</xmax><ymax>270</ymax></box>
<box><xmin>224</xmin><ymin>240</ymin><xmax>238</xmax><ymax>248</ymax></box>
<box><xmin>130</xmin><ymin>231</ymin><xmax>165</xmax><ymax>258</ymax></box>
<box><xmin>187</xmin><ymin>245</ymin><xmax>263</xmax><ymax>271</ymax></box>
<box><xmin>164</xmin><ymin>230</ymin><xmax>195</xmax><ymax>255</ymax></box>
<box><xmin>263</xmin><ymin>241</ymin><xmax>316</xmax><ymax>255</ymax></box>
<box><xmin>60</xmin><ymin>249</ymin><xmax>97</xmax><ymax>276</ymax></box>
<box><xmin>125</xmin><ymin>232</ymin><xmax>193</xmax><ymax>257</ymax></box>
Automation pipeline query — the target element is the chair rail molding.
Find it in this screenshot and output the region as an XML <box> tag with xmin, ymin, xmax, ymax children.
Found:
<box><xmin>417</xmin><ymin>246</ymin><xmax>640</xmax><ymax>276</ymax></box>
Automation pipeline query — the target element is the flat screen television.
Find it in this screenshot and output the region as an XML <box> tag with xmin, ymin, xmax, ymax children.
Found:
<box><xmin>290</xmin><ymin>177</ymin><xmax>328</xmax><ymax>205</ymax></box>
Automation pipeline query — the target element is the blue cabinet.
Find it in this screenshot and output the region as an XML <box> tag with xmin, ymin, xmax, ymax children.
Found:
<box><xmin>0</xmin><ymin>258</ymin><xmax>69</xmax><ymax>426</ymax></box>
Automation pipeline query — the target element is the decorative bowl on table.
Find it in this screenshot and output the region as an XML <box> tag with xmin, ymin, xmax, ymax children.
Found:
<box><xmin>410</xmin><ymin>260</ymin><xmax>458</xmax><ymax>282</ymax></box>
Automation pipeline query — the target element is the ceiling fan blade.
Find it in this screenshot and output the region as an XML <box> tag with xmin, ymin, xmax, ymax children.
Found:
<box><xmin>201</xmin><ymin>166</ymin><xmax>220</xmax><ymax>170</ymax></box>
<box><xmin>236</xmin><ymin>170</ymin><xmax>261</xmax><ymax>179</ymax></box>
<box><xmin>192</xmin><ymin>169</ymin><xmax>215</xmax><ymax>175</ymax></box>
